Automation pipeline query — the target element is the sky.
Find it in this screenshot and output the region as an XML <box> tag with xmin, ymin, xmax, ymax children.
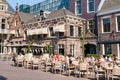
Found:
<box><xmin>6</xmin><ymin>0</ymin><xmax>44</xmax><ymax>9</ymax></box>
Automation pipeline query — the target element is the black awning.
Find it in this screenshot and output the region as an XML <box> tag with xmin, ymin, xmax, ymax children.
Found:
<box><xmin>98</xmin><ymin>40</ymin><xmax>120</xmax><ymax>44</ymax></box>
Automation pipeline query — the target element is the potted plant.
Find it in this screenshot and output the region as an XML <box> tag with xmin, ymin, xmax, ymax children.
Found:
<box><xmin>27</xmin><ymin>40</ymin><xmax>34</xmax><ymax>53</ymax></box>
<box><xmin>25</xmin><ymin>40</ymin><xmax>34</xmax><ymax>61</ymax></box>
<box><xmin>43</xmin><ymin>41</ymin><xmax>51</xmax><ymax>60</ymax></box>
<box><xmin>45</xmin><ymin>42</ymin><xmax>50</xmax><ymax>54</ymax></box>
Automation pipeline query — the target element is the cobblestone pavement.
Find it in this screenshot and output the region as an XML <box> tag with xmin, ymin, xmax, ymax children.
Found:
<box><xmin>0</xmin><ymin>61</ymin><xmax>105</xmax><ymax>80</ymax></box>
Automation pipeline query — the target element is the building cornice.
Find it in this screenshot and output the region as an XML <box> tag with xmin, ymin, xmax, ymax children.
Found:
<box><xmin>97</xmin><ymin>8</ymin><xmax>120</xmax><ymax>16</ymax></box>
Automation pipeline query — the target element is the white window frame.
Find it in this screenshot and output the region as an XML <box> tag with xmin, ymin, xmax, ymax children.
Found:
<box><xmin>0</xmin><ymin>5</ymin><xmax>4</xmax><ymax>11</ymax></box>
<box><xmin>87</xmin><ymin>21</ymin><xmax>89</xmax><ymax>30</ymax></box>
<box><xmin>103</xmin><ymin>44</ymin><xmax>112</xmax><ymax>55</ymax></box>
<box><xmin>87</xmin><ymin>0</ymin><xmax>95</xmax><ymax>13</ymax></box>
<box><xmin>117</xmin><ymin>44</ymin><xmax>120</xmax><ymax>59</ymax></box>
<box><xmin>87</xmin><ymin>20</ymin><xmax>94</xmax><ymax>33</ymax></box>
<box><xmin>70</xmin><ymin>44</ymin><xmax>75</xmax><ymax>56</ymax></box>
<box><xmin>101</xmin><ymin>17</ymin><xmax>111</xmax><ymax>34</ymax></box>
<box><xmin>58</xmin><ymin>44</ymin><xmax>64</xmax><ymax>54</ymax></box>
<box><xmin>75</xmin><ymin>0</ymin><xmax>82</xmax><ymax>15</ymax></box>
<box><xmin>70</xmin><ymin>25</ymin><xmax>75</xmax><ymax>37</ymax></box>
<box><xmin>1</xmin><ymin>18</ymin><xmax>5</xmax><ymax>29</ymax></box>
<box><xmin>116</xmin><ymin>15</ymin><xmax>120</xmax><ymax>32</ymax></box>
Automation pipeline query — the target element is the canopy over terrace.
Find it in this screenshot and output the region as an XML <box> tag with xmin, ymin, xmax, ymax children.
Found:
<box><xmin>27</xmin><ymin>27</ymin><xmax>48</xmax><ymax>35</ymax></box>
<box><xmin>6</xmin><ymin>43</ymin><xmax>46</xmax><ymax>47</ymax></box>
<box><xmin>5</xmin><ymin>43</ymin><xmax>46</xmax><ymax>55</ymax></box>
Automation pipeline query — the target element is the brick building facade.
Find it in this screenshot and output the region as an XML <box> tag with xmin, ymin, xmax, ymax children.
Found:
<box><xmin>0</xmin><ymin>0</ymin><xmax>14</xmax><ymax>53</ymax></box>
<box><xmin>17</xmin><ymin>0</ymin><xmax>103</xmax><ymax>56</ymax></box>
<box><xmin>97</xmin><ymin>0</ymin><xmax>120</xmax><ymax>57</ymax></box>
<box><xmin>6</xmin><ymin>7</ymin><xmax>85</xmax><ymax>57</ymax></box>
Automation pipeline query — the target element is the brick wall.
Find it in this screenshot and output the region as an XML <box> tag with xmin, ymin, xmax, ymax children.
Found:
<box><xmin>69</xmin><ymin>0</ymin><xmax>101</xmax><ymax>19</ymax></box>
<box><xmin>98</xmin><ymin>12</ymin><xmax>120</xmax><ymax>55</ymax></box>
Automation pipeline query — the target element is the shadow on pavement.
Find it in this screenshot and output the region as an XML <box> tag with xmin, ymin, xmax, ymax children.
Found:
<box><xmin>0</xmin><ymin>75</ymin><xmax>7</xmax><ymax>80</ymax></box>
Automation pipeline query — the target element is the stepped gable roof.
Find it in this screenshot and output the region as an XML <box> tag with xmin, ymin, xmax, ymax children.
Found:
<box><xmin>99</xmin><ymin>0</ymin><xmax>120</xmax><ymax>13</ymax></box>
<box><xmin>47</xmin><ymin>8</ymin><xmax>83</xmax><ymax>20</ymax></box>
<box><xmin>18</xmin><ymin>12</ymin><xmax>35</xmax><ymax>24</ymax></box>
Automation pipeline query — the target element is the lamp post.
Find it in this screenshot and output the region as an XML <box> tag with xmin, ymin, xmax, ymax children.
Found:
<box><xmin>81</xmin><ymin>20</ymin><xmax>86</xmax><ymax>57</ymax></box>
<box><xmin>0</xmin><ymin>29</ymin><xmax>4</xmax><ymax>53</ymax></box>
<box><xmin>50</xmin><ymin>36</ymin><xmax>58</xmax><ymax>54</ymax></box>
<box><xmin>0</xmin><ymin>35</ymin><xmax>1</xmax><ymax>53</ymax></box>
<box><xmin>0</xmin><ymin>35</ymin><xmax>2</xmax><ymax>53</ymax></box>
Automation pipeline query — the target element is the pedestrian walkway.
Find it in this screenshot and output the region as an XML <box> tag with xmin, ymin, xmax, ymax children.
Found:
<box><xmin>0</xmin><ymin>61</ymin><xmax>83</xmax><ymax>80</ymax></box>
<box><xmin>0</xmin><ymin>61</ymin><xmax>106</xmax><ymax>80</ymax></box>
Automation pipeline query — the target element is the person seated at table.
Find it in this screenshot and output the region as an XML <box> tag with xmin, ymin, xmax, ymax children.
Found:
<box><xmin>113</xmin><ymin>54</ymin><xmax>119</xmax><ymax>66</ymax></box>
<box><xmin>79</xmin><ymin>56</ymin><xmax>84</xmax><ymax>64</ymax></box>
<box><xmin>68</xmin><ymin>54</ymin><xmax>73</xmax><ymax>65</ymax></box>
<box><xmin>12</xmin><ymin>52</ymin><xmax>17</xmax><ymax>66</ymax></box>
<box><xmin>88</xmin><ymin>56</ymin><xmax>95</xmax><ymax>65</ymax></box>
<box><xmin>32</xmin><ymin>56</ymin><xmax>39</xmax><ymax>64</ymax></box>
<box><xmin>99</xmin><ymin>55</ymin><xmax>105</xmax><ymax>62</ymax></box>
<box><xmin>113</xmin><ymin>54</ymin><xmax>118</xmax><ymax>61</ymax></box>
<box><xmin>89</xmin><ymin>56</ymin><xmax>95</xmax><ymax>61</ymax></box>
<box><xmin>17</xmin><ymin>52</ymin><xmax>24</xmax><ymax>60</ymax></box>
<box><xmin>62</xmin><ymin>53</ymin><xmax>69</xmax><ymax>71</ymax></box>
<box><xmin>105</xmin><ymin>55</ymin><xmax>113</xmax><ymax>62</ymax></box>
<box><xmin>53</xmin><ymin>54</ymin><xmax>61</xmax><ymax>62</ymax></box>
<box><xmin>97</xmin><ymin>55</ymin><xmax>105</xmax><ymax>67</ymax></box>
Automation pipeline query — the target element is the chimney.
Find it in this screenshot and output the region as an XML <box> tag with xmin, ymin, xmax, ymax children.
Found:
<box><xmin>40</xmin><ymin>10</ymin><xmax>45</xmax><ymax>21</ymax></box>
<box><xmin>40</xmin><ymin>10</ymin><xmax>44</xmax><ymax>16</ymax></box>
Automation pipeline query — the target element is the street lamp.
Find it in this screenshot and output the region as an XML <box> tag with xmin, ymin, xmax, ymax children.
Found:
<box><xmin>81</xmin><ymin>20</ymin><xmax>86</xmax><ymax>57</ymax></box>
<box><xmin>49</xmin><ymin>36</ymin><xmax>58</xmax><ymax>54</ymax></box>
<box><xmin>0</xmin><ymin>29</ymin><xmax>4</xmax><ymax>53</ymax></box>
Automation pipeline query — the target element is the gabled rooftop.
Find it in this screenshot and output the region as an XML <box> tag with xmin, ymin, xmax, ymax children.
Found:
<box><xmin>25</xmin><ymin>8</ymin><xmax>84</xmax><ymax>24</ymax></box>
<box><xmin>98</xmin><ymin>0</ymin><xmax>120</xmax><ymax>16</ymax></box>
<box><xmin>18</xmin><ymin>12</ymin><xmax>35</xmax><ymax>24</ymax></box>
<box><xmin>47</xmin><ymin>8</ymin><xmax>82</xmax><ymax>20</ymax></box>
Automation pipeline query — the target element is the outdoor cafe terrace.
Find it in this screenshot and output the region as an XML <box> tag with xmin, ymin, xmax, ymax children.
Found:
<box><xmin>0</xmin><ymin>53</ymin><xmax>120</xmax><ymax>80</ymax></box>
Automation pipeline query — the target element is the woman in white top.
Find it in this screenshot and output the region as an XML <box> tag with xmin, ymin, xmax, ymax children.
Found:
<box><xmin>98</xmin><ymin>55</ymin><xmax>105</xmax><ymax>66</ymax></box>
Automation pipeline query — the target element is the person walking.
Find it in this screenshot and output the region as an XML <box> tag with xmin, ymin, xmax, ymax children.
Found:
<box><xmin>12</xmin><ymin>52</ymin><xmax>17</xmax><ymax>66</ymax></box>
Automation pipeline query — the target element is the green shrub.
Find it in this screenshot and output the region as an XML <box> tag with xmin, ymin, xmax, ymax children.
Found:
<box><xmin>86</xmin><ymin>53</ymin><xmax>99</xmax><ymax>58</ymax></box>
<box><xmin>106</xmin><ymin>54</ymin><xmax>113</xmax><ymax>58</ymax></box>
